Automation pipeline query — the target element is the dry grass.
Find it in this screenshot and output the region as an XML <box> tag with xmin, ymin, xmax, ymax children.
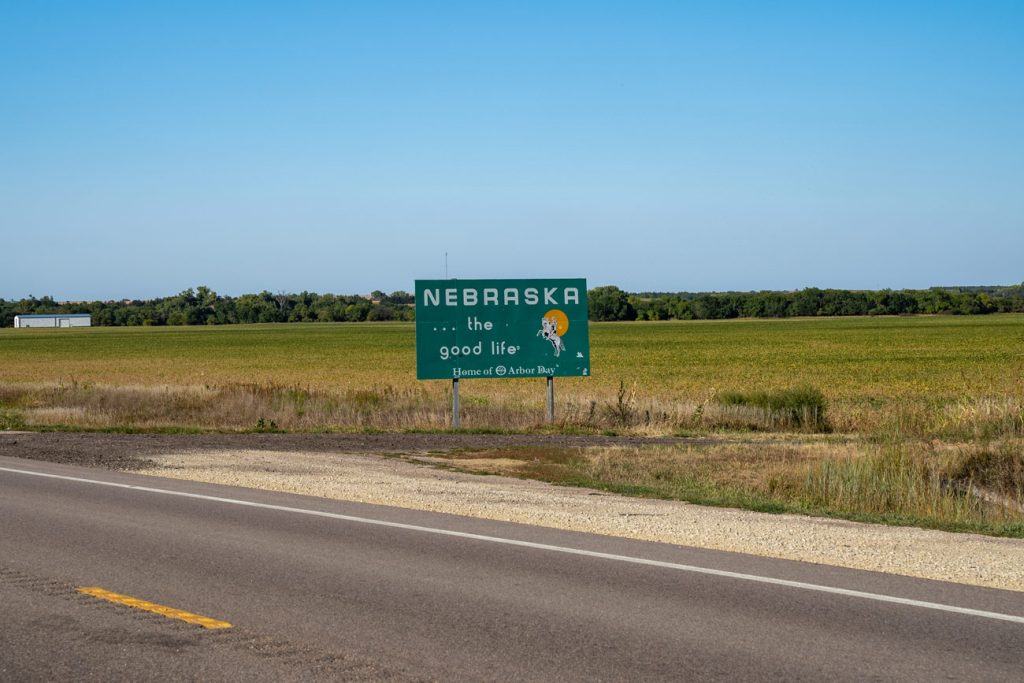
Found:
<box><xmin>1</xmin><ymin>379</ymin><xmax>1023</xmax><ymax>441</ymax></box>
<box><xmin>436</xmin><ymin>438</ymin><xmax>1024</xmax><ymax>536</ymax></box>
<box><xmin>2</xmin><ymin>382</ymin><xmax>442</xmax><ymax>432</ymax></box>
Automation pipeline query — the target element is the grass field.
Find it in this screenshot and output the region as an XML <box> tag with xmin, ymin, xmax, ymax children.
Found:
<box><xmin>1</xmin><ymin>315</ymin><xmax>1022</xmax><ymax>394</ymax></box>
<box><xmin>1</xmin><ymin>315</ymin><xmax>1022</xmax><ymax>433</ymax></box>
<box><xmin>2</xmin><ymin>315</ymin><xmax>1023</xmax><ymax>535</ymax></box>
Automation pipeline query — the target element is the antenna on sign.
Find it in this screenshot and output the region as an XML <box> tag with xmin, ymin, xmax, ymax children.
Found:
<box><xmin>445</xmin><ymin>252</ymin><xmax>449</xmax><ymax>279</ymax></box>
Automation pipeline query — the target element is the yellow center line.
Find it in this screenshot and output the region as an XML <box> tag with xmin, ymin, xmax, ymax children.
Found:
<box><xmin>78</xmin><ymin>587</ymin><xmax>232</xmax><ymax>629</ymax></box>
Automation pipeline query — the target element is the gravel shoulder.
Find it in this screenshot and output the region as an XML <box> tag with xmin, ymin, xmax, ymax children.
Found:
<box><xmin>3</xmin><ymin>431</ymin><xmax>1023</xmax><ymax>592</ymax></box>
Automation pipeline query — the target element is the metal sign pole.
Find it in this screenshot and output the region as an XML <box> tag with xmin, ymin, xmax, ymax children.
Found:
<box><xmin>452</xmin><ymin>378</ymin><xmax>460</xmax><ymax>428</ymax></box>
<box><xmin>546</xmin><ymin>376</ymin><xmax>554</xmax><ymax>423</ymax></box>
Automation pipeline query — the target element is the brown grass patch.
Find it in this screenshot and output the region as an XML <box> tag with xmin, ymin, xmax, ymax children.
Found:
<box><xmin>430</xmin><ymin>439</ymin><xmax>1024</xmax><ymax>536</ymax></box>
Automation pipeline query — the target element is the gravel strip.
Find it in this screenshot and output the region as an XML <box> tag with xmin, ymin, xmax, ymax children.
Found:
<box><xmin>139</xmin><ymin>449</ymin><xmax>1024</xmax><ymax>592</ymax></box>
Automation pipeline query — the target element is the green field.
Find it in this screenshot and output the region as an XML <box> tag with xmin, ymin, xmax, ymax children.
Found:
<box><xmin>2</xmin><ymin>314</ymin><xmax>1022</xmax><ymax>398</ymax></box>
<box><xmin>1</xmin><ymin>316</ymin><xmax>1023</xmax><ymax>434</ymax></box>
<box><xmin>3</xmin><ymin>315</ymin><xmax>1023</xmax><ymax>535</ymax></box>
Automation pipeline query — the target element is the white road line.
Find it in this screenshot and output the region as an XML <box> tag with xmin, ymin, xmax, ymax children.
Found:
<box><xmin>4</xmin><ymin>464</ymin><xmax>1023</xmax><ymax>625</ymax></box>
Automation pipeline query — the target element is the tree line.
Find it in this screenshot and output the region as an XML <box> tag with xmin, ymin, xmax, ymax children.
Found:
<box><xmin>589</xmin><ymin>284</ymin><xmax>1024</xmax><ymax>321</ymax></box>
<box><xmin>2</xmin><ymin>284</ymin><xmax>1023</xmax><ymax>327</ymax></box>
<box><xmin>0</xmin><ymin>288</ymin><xmax>415</xmax><ymax>327</ymax></box>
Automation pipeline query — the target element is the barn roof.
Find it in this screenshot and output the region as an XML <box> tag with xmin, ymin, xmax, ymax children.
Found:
<box><xmin>13</xmin><ymin>313</ymin><xmax>92</xmax><ymax>318</ymax></box>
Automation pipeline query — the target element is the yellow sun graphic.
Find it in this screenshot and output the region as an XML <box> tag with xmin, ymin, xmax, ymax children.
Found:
<box><xmin>544</xmin><ymin>309</ymin><xmax>570</xmax><ymax>335</ymax></box>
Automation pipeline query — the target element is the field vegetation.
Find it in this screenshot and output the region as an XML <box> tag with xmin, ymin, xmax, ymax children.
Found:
<box><xmin>1</xmin><ymin>314</ymin><xmax>1022</xmax><ymax>535</ymax></box>
<box><xmin>434</xmin><ymin>439</ymin><xmax>1024</xmax><ymax>537</ymax></box>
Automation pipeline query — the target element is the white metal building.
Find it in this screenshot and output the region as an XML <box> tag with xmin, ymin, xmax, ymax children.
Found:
<box><xmin>13</xmin><ymin>314</ymin><xmax>92</xmax><ymax>328</ymax></box>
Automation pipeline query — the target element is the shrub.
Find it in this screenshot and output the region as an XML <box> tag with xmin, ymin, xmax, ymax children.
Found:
<box><xmin>948</xmin><ymin>445</ymin><xmax>1024</xmax><ymax>499</ymax></box>
<box><xmin>0</xmin><ymin>408</ymin><xmax>25</xmax><ymax>430</ymax></box>
<box><xmin>717</xmin><ymin>386</ymin><xmax>829</xmax><ymax>432</ymax></box>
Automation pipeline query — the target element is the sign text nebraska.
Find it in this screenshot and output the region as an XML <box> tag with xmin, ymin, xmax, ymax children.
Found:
<box><xmin>421</xmin><ymin>286</ymin><xmax>581</xmax><ymax>308</ymax></box>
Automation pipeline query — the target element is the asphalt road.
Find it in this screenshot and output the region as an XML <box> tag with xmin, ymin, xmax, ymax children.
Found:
<box><xmin>2</xmin><ymin>454</ymin><xmax>1023</xmax><ymax>681</ymax></box>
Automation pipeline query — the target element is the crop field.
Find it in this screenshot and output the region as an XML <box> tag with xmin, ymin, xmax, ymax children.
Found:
<box><xmin>0</xmin><ymin>315</ymin><xmax>1022</xmax><ymax>433</ymax></box>
<box><xmin>2</xmin><ymin>315</ymin><xmax>1023</xmax><ymax>535</ymax></box>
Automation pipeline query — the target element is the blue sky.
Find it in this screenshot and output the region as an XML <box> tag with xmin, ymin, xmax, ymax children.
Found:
<box><xmin>2</xmin><ymin>1</ymin><xmax>1021</xmax><ymax>299</ymax></box>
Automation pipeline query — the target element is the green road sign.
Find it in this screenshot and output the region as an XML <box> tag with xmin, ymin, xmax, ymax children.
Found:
<box><xmin>416</xmin><ymin>278</ymin><xmax>590</xmax><ymax>380</ymax></box>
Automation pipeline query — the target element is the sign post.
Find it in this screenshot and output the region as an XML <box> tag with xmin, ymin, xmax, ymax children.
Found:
<box><xmin>546</xmin><ymin>375</ymin><xmax>554</xmax><ymax>422</ymax></box>
<box><xmin>452</xmin><ymin>378</ymin><xmax>460</xmax><ymax>428</ymax></box>
<box><xmin>416</xmin><ymin>278</ymin><xmax>590</xmax><ymax>427</ymax></box>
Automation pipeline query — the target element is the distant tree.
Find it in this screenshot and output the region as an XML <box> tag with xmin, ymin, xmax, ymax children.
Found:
<box><xmin>821</xmin><ymin>290</ymin><xmax>869</xmax><ymax>316</ymax></box>
<box><xmin>366</xmin><ymin>304</ymin><xmax>395</xmax><ymax>321</ymax></box>
<box><xmin>743</xmin><ymin>292</ymin><xmax>790</xmax><ymax>318</ymax></box>
<box><xmin>344</xmin><ymin>302</ymin><xmax>371</xmax><ymax>321</ymax></box>
<box><xmin>689</xmin><ymin>294</ymin><xmax>741</xmax><ymax>319</ymax></box>
<box><xmin>7</xmin><ymin>282</ymin><xmax>1019</xmax><ymax>328</ymax></box>
<box><xmin>385</xmin><ymin>290</ymin><xmax>414</xmax><ymax>304</ymax></box>
<box><xmin>589</xmin><ymin>286</ymin><xmax>636</xmax><ymax>321</ymax></box>
<box><xmin>631</xmin><ymin>296</ymin><xmax>670</xmax><ymax>320</ymax></box>
<box><xmin>790</xmin><ymin>288</ymin><xmax>823</xmax><ymax>317</ymax></box>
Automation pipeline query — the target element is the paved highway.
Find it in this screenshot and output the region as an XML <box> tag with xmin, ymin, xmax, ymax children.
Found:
<box><xmin>2</xmin><ymin>454</ymin><xmax>1023</xmax><ymax>681</ymax></box>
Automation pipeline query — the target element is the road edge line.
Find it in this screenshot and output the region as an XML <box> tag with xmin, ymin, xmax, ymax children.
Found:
<box><xmin>4</xmin><ymin>464</ymin><xmax>1023</xmax><ymax>625</ymax></box>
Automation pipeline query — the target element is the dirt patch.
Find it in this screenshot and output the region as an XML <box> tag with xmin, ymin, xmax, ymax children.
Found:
<box><xmin>437</xmin><ymin>457</ymin><xmax>527</xmax><ymax>473</ymax></box>
<box><xmin>0</xmin><ymin>430</ymin><xmax>697</xmax><ymax>470</ymax></box>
